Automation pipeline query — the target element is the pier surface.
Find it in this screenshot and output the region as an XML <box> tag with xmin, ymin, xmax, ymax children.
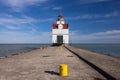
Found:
<box><xmin>0</xmin><ymin>46</ymin><xmax>120</xmax><ymax>80</ymax></box>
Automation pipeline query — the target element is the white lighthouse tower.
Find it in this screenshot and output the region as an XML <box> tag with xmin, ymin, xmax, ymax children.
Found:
<box><xmin>52</xmin><ymin>14</ymin><xmax>69</xmax><ymax>45</ymax></box>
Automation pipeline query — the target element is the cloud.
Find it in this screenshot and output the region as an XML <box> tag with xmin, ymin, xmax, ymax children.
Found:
<box><xmin>0</xmin><ymin>30</ymin><xmax>51</xmax><ymax>43</ymax></box>
<box><xmin>52</xmin><ymin>7</ymin><xmax>62</xmax><ymax>10</ymax></box>
<box><xmin>91</xmin><ymin>30</ymin><xmax>120</xmax><ymax>36</ymax></box>
<box><xmin>1</xmin><ymin>0</ymin><xmax>48</xmax><ymax>11</ymax></box>
<box><xmin>70</xmin><ymin>30</ymin><xmax>120</xmax><ymax>43</ymax></box>
<box><xmin>77</xmin><ymin>0</ymin><xmax>111</xmax><ymax>4</ymax></box>
<box><xmin>0</xmin><ymin>14</ymin><xmax>52</xmax><ymax>43</ymax></box>
<box><xmin>4</xmin><ymin>26</ymin><xmax>21</xmax><ymax>30</ymax></box>
<box><xmin>103</xmin><ymin>11</ymin><xmax>119</xmax><ymax>18</ymax></box>
<box><xmin>0</xmin><ymin>14</ymin><xmax>53</xmax><ymax>43</ymax></box>
<box><xmin>67</xmin><ymin>14</ymin><xmax>92</xmax><ymax>20</ymax></box>
<box><xmin>0</xmin><ymin>16</ymin><xmax>36</xmax><ymax>25</ymax></box>
<box><xmin>0</xmin><ymin>14</ymin><xmax>54</xmax><ymax>30</ymax></box>
<box><xmin>67</xmin><ymin>11</ymin><xmax>120</xmax><ymax>20</ymax></box>
<box><xmin>38</xmin><ymin>18</ymin><xmax>54</xmax><ymax>22</ymax></box>
<box><xmin>0</xmin><ymin>15</ymin><xmax>37</xmax><ymax>30</ymax></box>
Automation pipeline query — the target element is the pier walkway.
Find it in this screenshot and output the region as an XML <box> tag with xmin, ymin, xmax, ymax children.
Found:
<box><xmin>0</xmin><ymin>46</ymin><xmax>119</xmax><ymax>80</ymax></box>
<box><xmin>66</xmin><ymin>46</ymin><xmax>120</xmax><ymax>80</ymax></box>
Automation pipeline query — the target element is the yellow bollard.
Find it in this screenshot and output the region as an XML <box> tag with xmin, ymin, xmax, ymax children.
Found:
<box><xmin>59</xmin><ymin>46</ymin><xmax>62</xmax><ymax>50</ymax></box>
<box><xmin>60</xmin><ymin>45</ymin><xmax>63</xmax><ymax>51</ymax></box>
<box><xmin>59</xmin><ymin>64</ymin><xmax>68</xmax><ymax>76</ymax></box>
<box><xmin>60</xmin><ymin>46</ymin><xmax>63</xmax><ymax>50</ymax></box>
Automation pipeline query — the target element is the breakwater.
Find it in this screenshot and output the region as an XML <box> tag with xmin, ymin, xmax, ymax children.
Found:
<box><xmin>0</xmin><ymin>45</ymin><xmax>120</xmax><ymax>80</ymax></box>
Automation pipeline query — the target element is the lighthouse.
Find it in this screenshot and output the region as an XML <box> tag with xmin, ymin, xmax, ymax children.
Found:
<box><xmin>52</xmin><ymin>14</ymin><xmax>69</xmax><ymax>45</ymax></box>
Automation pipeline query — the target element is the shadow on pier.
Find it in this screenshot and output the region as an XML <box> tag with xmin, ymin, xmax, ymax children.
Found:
<box><xmin>52</xmin><ymin>43</ymin><xmax>63</xmax><ymax>46</ymax></box>
<box><xmin>45</xmin><ymin>71</ymin><xmax>59</xmax><ymax>76</ymax></box>
<box><xmin>65</xmin><ymin>46</ymin><xmax>116</xmax><ymax>80</ymax></box>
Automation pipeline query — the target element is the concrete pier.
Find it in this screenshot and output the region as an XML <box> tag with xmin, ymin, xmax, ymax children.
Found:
<box><xmin>66</xmin><ymin>45</ymin><xmax>120</xmax><ymax>80</ymax></box>
<box><xmin>0</xmin><ymin>46</ymin><xmax>120</xmax><ymax>80</ymax></box>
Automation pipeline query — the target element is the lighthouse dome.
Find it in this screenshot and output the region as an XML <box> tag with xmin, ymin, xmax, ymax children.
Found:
<box><xmin>57</xmin><ymin>14</ymin><xmax>65</xmax><ymax>24</ymax></box>
<box><xmin>58</xmin><ymin>14</ymin><xmax>64</xmax><ymax>21</ymax></box>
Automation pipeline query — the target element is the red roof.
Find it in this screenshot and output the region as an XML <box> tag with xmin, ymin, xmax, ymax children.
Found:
<box><xmin>52</xmin><ymin>24</ymin><xmax>68</xmax><ymax>29</ymax></box>
<box><xmin>63</xmin><ymin>24</ymin><xmax>68</xmax><ymax>29</ymax></box>
<box><xmin>53</xmin><ymin>24</ymin><xmax>58</xmax><ymax>29</ymax></box>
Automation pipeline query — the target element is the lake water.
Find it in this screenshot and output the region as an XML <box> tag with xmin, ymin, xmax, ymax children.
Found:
<box><xmin>1</xmin><ymin>44</ymin><xmax>120</xmax><ymax>58</ymax></box>
<box><xmin>0</xmin><ymin>44</ymin><xmax>50</xmax><ymax>57</ymax></box>
<box><xmin>71</xmin><ymin>44</ymin><xmax>120</xmax><ymax>57</ymax></box>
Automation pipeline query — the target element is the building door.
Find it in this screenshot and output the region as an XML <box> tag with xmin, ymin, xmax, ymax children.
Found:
<box><xmin>57</xmin><ymin>35</ymin><xmax>63</xmax><ymax>44</ymax></box>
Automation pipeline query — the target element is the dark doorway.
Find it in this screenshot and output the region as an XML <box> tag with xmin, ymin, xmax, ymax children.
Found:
<box><xmin>57</xmin><ymin>35</ymin><xmax>63</xmax><ymax>44</ymax></box>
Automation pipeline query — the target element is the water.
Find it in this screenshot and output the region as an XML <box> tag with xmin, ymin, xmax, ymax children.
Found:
<box><xmin>71</xmin><ymin>44</ymin><xmax>120</xmax><ymax>57</ymax></box>
<box><xmin>1</xmin><ymin>44</ymin><xmax>120</xmax><ymax>58</ymax></box>
<box><xmin>0</xmin><ymin>44</ymin><xmax>50</xmax><ymax>57</ymax></box>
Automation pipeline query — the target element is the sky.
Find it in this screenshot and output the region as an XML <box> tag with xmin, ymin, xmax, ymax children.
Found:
<box><xmin>0</xmin><ymin>0</ymin><xmax>120</xmax><ymax>43</ymax></box>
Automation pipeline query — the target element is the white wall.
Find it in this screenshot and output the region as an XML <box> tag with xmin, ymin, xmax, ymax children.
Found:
<box><xmin>63</xmin><ymin>35</ymin><xmax>69</xmax><ymax>44</ymax></box>
<box><xmin>52</xmin><ymin>29</ymin><xmax>69</xmax><ymax>35</ymax></box>
<box><xmin>52</xmin><ymin>34</ymin><xmax>69</xmax><ymax>44</ymax></box>
<box><xmin>57</xmin><ymin>21</ymin><xmax>65</xmax><ymax>24</ymax></box>
<box><xmin>52</xmin><ymin>35</ymin><xmax>57</xmax><ymax>43</ymax></box>
<box><xmin>52</xmin><ymin>29</ymin><xmax>69</xmax><ymax>44</ymax></box>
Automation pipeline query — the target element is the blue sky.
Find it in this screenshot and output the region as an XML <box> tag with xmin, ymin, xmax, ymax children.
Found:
<box><xmin>0</xmin><ymin>0</ymin><xmax>120</xmax><ymax>43</ymax></box>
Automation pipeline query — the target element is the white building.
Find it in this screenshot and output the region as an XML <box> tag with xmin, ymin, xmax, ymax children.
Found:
<box><xmin>52</xmin><ymin>14</ymin><xmax>69</xmax><ymax>45</ymax></box>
